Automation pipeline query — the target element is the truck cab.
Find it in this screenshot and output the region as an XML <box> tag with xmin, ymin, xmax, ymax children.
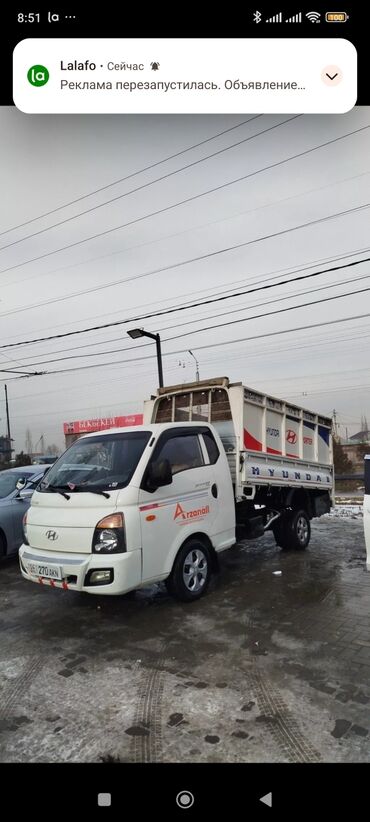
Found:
<box><xmin>19</xmin><ymin>422</ymin><xmax>235</xmax><ymax>601</ymax></box>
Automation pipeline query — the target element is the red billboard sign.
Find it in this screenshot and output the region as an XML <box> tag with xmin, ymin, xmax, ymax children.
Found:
<box><xmin>63</xmin><ymin>414</ymin><xmax>143</xmax><ymax>435</ymax></box>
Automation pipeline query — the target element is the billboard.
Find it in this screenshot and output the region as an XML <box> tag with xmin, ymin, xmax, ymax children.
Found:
<box><xmin>63</xmin><ymin>414</ymin><xmax>143</xmax><ymax>435</ymax></box>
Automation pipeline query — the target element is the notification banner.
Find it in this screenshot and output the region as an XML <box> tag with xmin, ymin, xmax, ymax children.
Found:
<box><xmin>13</xmin><ymin>38</ymin><xmax>357</xmax><ymax>114</ymax></box>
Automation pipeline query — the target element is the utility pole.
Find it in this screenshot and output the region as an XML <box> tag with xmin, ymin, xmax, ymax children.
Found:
<box><xmin>333</xmin><ymin>409</ymin><xmax>338</xmax><ymax>438</ymax></box>
<box><xmin>188</xmin><ymin>350</ymin><xmax>199</xmax><ymax>382</ymax></box>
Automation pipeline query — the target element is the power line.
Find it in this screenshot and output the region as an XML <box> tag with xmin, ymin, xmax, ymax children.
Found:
<box><xmin>155</xmin><ymin>270</ymin><xmax>370</xmax><ymax>332</ymax></box>
<box><xmin>1</xmin><ymin>253</ymin><xmax>369</xmax><ymax>351</ymax></box>
<box><xmin>249</xmin><ymin>365</ymin><xmax>370</xmax><ymax>386</ymax></box>
<box><xmin>9</xmin><ymin>367</ymin><xmax>369</xmax><ymax>419</ymax></box>
<box><xmin>13</xmin><ymin>271</ymin><xmax>370</xmax><ymax>368</ymax></box>
<box><xmin>165</xmin><ymin>311</ymin><xmax>370</xmax><ymax>359</ymax></box>
<box><xmin>4</xmin><ymin>168</ymin><xmax>369</xmax><ymax>296</ymax></box>
<box><xmin>288</xmin><ymin>382</ymin><xmax>370</xmax><ymax>398</ymax></box>
<box><xmin>3</xmin><ymin>309</ymin><xmax>370</xmax><ymax>382</ymax></box>
<box><xmin>0</xmin><ymin>368</ymin><xmax>44</xmax><ymax>375</ymax></box>
<box><xmin>1</xmin><ymin>123</ymin><xmax>368</xmax><ymax>278</ymax></box>
<box><xmin>164</xmin><ymin>285</ymin><xmax>370</xmax><ymax>344</ymax></box>
<box><xmin>1</xmin><ymin>202</ymin><xmax>369</xmax><ymax>320</ymax></box>
<box><xmin>10</xmin><ymin>324</ymin><xmax>370</xmax><ymax>401</ymax></box>
<box><xmin>0</xmin><ymin>116</ymin><xmax>262</xmax><ymax>238</ymax></box>
<box><xmin>0</xmin><ymin>117</ymin><xmax>298</xmax><ymax>252</ymax></box>
<box><xmin>195</xmin><ymin>328</ymin><xmax>370</xmax><ymax>368</ymax></box>
<box><xmin>11</xmin><ymin>266</ymin><xmax>367</xmax><ymax>365</ymax></box>
<box><xmin>4</xmin><ymin>241</ymin><xmax>369</xmax><ymax>345</ymax></box>
<box><xmin>6</xmin><ymin>359</ymin><xmax>370</xmax><ymax>406</ymax></box>
<box><xmin>17</xmin><ymin>282</ymin><xmax>370</xmax><ymax>371</ymax></box>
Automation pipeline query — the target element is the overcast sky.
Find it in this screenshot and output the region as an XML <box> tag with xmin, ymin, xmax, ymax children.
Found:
<box><xmin>0</xmin><ymin>106</ymin><xmax>369</xmax><ymax>453</ymax></box>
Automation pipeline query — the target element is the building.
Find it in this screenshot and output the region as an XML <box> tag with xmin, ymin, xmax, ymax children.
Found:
<box><xmin>341</xmin><ymin>444</ymin><xmax>363</xmax><ymax>471</ymax></box>
<box><xmin>0</xmin><ymin>435</ymin><xmax>12</xmax><ymax>464</ymax></box>
<box><xmin>63</xmin><ymin>414</ymin><xmax>143</xmax><ymax>448</ymax></box>
<box><xmin>349</xmin><ymin>429</ymin><xmax>370</xmax><ymax>444</ymax></box>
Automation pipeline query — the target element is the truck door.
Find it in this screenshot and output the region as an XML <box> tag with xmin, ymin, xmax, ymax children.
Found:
<box><xmin>199</xmin><ymin>429</ymin><xmax>236</xmax><ymax>547</ymax></box>
<box><xmin>138</xmin><ymin>428</ymin><xmax>217</xmax><ymax>582</ymax></box>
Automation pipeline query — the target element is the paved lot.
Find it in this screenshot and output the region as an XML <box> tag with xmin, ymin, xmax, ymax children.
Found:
<box><xmin>0</xmin><ymin>516</ymin><xmax>369</xmax><ymax>763</ymax></box>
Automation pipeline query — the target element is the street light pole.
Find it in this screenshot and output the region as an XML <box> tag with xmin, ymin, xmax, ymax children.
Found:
<box><xmin>188</xmin><ymin>350</ymin><xmax>199</xmax><ymax>382</ymax></box>
<box><xmin>4</xmin><ymin>384</ymin><xmax>11</xmax><ymax>442</ymax></box>
<box><xmin>155</xmin><ymin>334</ymin><xmax>164</xmax><ymax>389</ymax></box>
<box><xmin>127</xmin><ymin>328</ymin><xmax>164</xmax><ymax>388</ymax></box>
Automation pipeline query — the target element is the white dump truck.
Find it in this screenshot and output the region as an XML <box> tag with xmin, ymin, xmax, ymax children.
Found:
<box><xmin>19</xmin><ymin>377</ymin><xmax>333</xmax><ymax>602</ymax></box>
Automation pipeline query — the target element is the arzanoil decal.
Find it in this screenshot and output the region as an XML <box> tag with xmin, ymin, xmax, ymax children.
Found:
<box><xmin>174</xmin><ymin>502</ymin><xmax>210</xmax><ymax>522</ymax></box>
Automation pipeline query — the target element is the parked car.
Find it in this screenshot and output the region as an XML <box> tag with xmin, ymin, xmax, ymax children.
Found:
<box><xmin>0</xmin><ymin>465</ymin><xmax>49</xmax><ymax>558</ymax></box>
<box><xmin>32</xmin><ymin>456</ymin><xmax>58</xmax><ymax>465</ymax></box>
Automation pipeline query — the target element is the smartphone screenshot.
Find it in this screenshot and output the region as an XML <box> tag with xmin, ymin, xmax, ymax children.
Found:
<box><xmin>0</xmin><ymin>4</ymin><xmax>368</xmax><ymax>816</ymax></box>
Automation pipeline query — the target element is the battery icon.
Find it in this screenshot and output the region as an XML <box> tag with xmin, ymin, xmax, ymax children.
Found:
<box><xmin>325</xmin><ymin>12</ymin><xmax>349</xmax><ymax>22</ymax></box>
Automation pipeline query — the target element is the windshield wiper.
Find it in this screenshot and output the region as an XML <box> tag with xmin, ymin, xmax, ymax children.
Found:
<box><xmin>70</xmin><ymin>485</ymin><xmax>111</xmax><ymax>499</ymax></box>
<box><xmin>41</xmin><ymin>483</ymin><xmax>110</xmax><ymax>499</ymax></box>
<box><xmin>42</xmin><ymin>484</ymin><xmax>70</xmax><ymax>500</ymax></box>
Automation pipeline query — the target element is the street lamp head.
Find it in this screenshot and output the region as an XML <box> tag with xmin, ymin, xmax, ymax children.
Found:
<box><xmin>127</xmin><ymin>327</ymin><xmax>163</xmax><ymax>387</ymax></box>
<box><xmin>127</xmin><ymin>328</ymin><xmax>145</xmax><ymax>340</ymax></box>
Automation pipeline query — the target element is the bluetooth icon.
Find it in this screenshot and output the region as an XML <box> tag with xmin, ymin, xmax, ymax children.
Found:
<box><xmin>253</xmin><ymin>10</ymin><xmax>262</xmax><ymax>23</ymax></box>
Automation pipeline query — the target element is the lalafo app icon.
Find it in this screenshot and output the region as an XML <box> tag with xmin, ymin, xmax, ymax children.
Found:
<box><xmin>27</xmin><ymin>65</ymin><xmax>49</xmax><ymax>86</ymax></box>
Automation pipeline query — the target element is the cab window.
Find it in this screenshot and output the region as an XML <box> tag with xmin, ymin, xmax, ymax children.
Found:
<box><xmin>155</xmin><ymin>434</ymin><xmax>204</xmax><ymax>475</ymax></box>
<box><xmin>202</xmin><ymin>431</ymin><xmax>220</xmax><ymax>464</ymax></box>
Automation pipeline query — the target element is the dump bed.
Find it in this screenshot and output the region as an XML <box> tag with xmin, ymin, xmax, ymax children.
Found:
<box><xmin>143</xmin><ymin>376</ymin><xmax>333</xmax><ymax>499</ymax></box>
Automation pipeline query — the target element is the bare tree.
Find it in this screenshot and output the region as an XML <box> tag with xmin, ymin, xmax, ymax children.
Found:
<box><xmin>333</xmin><ymin>436</ymin><xmax>353</xmax><ymax>474</ymax></box>
<box><xmin>46</xmin><ymin>444</ymin><xmax>60</xmax><ymax>455</ymax></box>
<box><xmin>25</xmin><ymin>428</ymin><xmax>33</xmax><ymax>455</ymax></box>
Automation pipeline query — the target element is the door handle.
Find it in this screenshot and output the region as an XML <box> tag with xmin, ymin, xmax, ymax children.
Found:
<box><xmin>211</xmin><ymin>483</ymin><xmax>218</xmax><ymax>499</ymax></box>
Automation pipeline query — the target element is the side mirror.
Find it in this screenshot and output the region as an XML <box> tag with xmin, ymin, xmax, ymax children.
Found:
<box><xmin>15</xmin><ymin>477</ymin><xmax>27</xmax><ymax>491</ymax></box>
<box><xmin>17</xmin><ymin>488</ymin><xmax>34</xmax><ymax>500</ymax></box>
<box><xmin>146</xmin><ymin>459</ymin><xmax>173</xmax><ymax>492</ymax></box>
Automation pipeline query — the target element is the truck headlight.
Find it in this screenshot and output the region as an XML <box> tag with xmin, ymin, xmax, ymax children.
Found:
<box><xmin>92</xmin><ymin>513</ymin><xmax>126</xmax><ymax>554</ymax></box>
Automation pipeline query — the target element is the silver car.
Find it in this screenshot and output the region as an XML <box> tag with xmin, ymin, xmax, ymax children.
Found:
<box><xmin>0</xmin><ymin>465</ymin><xmax>48</xmax><ymax>558</ymax></box>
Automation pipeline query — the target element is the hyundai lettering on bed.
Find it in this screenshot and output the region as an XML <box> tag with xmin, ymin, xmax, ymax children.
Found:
<box><xmin>19</xmin><ymin>377</ymin><xmax>333</xmax><ymax>603</ymax></box>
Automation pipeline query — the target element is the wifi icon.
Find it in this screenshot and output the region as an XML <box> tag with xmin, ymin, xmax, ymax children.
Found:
<box><xmin>305</xmin><ymin>10</ymin><xmax>321</xmax><ymax>22</ymax></box>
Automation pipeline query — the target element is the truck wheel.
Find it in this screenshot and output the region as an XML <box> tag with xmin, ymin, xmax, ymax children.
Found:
<box><xmin>274</xmin><ymin>510</ymin><xmax>310</xmax><ymax>550</ymax></box>
<box><xmin>166</xmin><ymin>539</ymin><xmax>212</xmax><ymax>602</ymax></box>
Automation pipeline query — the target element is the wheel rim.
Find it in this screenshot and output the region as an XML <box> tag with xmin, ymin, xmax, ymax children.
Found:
<box><xmin>296</xmin><ymin>516</ymin><xmax>308</xmax><ymax>544</ymax></box>
<box><xmin>183</xmin><ymin>547</ymin><xmax>208</xmax><ymax>593</ymax></box>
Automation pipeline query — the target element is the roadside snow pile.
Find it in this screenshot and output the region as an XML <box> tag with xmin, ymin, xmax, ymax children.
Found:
<box><xmin>325</xmin><ymin>504</ymin><xmax>363</xmax><ymax>519</ymax></box>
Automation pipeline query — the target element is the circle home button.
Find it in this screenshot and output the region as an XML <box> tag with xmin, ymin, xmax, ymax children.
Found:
<box><xmin>176</xmin><ymin>791</ymin><xmax>195</xmax><ymax>809</ymax></box>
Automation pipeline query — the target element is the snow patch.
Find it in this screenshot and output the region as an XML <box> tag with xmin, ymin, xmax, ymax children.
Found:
<box><xmin>325</xmin><ymin>504</ymin><xmax>363</xmax><ymax>519</ymax></box>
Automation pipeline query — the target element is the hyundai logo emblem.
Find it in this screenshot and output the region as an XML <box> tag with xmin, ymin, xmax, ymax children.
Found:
<box><xmin>46</xmin><ymin>530</ymin><xmax>58</xmax><ymax>541</ymax></box>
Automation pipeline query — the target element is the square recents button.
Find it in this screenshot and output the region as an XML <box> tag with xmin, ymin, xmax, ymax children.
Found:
<box><xmin>98</xmin><ymin>793</ymin><xmax>112</xmax><ymax>807</ymax></box>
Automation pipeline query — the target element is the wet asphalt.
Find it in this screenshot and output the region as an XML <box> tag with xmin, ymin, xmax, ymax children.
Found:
<box><xmin>0</xmin><ymin>516</ymin><xmax>369</xmax><ymax>763</ymax></box>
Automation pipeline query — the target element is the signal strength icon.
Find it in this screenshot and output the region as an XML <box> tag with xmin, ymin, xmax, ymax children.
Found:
<box><xmin>266</xmin><ymin>11</ymin><xmax>283</xmax><ymax>22</ymax></box>
<box><xmin>285</xmin><ymin>11</ymin><xmax>302</xmax><ymax>22</ymax></box>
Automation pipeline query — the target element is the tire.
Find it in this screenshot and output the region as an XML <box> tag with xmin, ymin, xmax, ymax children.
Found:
<box><xmin>273</xmin><ymin>509</ymin><xmax>310</xmax><ymax>551</ymax></box>
<box><xmin>166</xmin><ymin>538</ymin><xmax>212</xmax><ymax>602</ymax></box>
<box><xmin>0</xmin><ymin>532</ymin><xmax>6</xmax><ymax>558</ymax></box>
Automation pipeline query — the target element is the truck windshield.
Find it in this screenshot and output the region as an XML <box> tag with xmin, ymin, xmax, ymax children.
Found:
<box><xmin>39</xmin><ymin>431</ymin><xmax>151</xmax><ymax>494</ymax></box>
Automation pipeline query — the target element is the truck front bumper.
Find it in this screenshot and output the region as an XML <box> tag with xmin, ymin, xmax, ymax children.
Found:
<box><xmin>19</xmin><ymin>544</ymin><xmax>142</xmax><ymax>595</ymax></box>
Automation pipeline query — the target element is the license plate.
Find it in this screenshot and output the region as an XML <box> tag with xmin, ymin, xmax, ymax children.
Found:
<box><xmin>27</xmin><ymin>562</ymin><xmax>62</xmax><ymax>580</ymax></box>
